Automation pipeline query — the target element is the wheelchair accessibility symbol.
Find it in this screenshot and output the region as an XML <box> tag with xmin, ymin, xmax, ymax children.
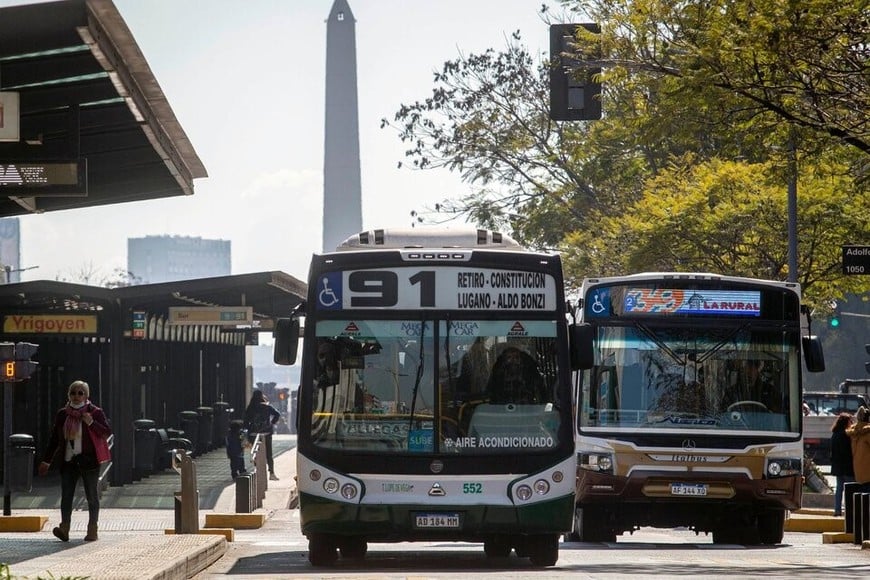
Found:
<box><xmin>317</xmin><ymin>272</ymin><xmax>342</xmax><ymax>310</ymax></box>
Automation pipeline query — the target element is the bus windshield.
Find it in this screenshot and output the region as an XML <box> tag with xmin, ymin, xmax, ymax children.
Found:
<box><xmin>310</xmin><ymin>318</ymin><xmax>561</xmax><ymax>455</ymax></box>
<box><xmin>579</xmin><ymin>323</ymin><xmax>800</xmax><ymax>433</ymax></box>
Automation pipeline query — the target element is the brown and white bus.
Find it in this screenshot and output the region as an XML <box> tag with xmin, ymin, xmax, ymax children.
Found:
<box><xmin>569</xmin><ymin>273</ymin><xmax>825</xmax><ymax>545</ymax></box>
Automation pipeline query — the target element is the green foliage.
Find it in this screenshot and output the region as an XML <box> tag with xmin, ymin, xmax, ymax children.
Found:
<box><xmin>384</xmin><ymin>0</ymin><xmax>870</xmax><ymax>304</ymax></box>
<box><xmin>562</xmin><ymin>157</ymin><xmax>869</xmax><ymax>307</ymax></box>
<box><xmin>571</xmin><ymin>0</ymin><xmax>870</xmax><ymax>154</ymax></box>
<box><xmin>0</xmin><ymin>563</ymin><xmax>90</xmax><ymax>580</ymax></box>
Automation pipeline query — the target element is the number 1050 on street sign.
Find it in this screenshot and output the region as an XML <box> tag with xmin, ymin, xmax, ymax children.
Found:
<box><xmin>842</xmin><ymin>245</ymin><xmax>870</xmax><ymax>275</ymax></box>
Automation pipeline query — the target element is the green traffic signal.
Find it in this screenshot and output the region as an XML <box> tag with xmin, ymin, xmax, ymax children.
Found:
<box><xmin>830</xmin><ymin>317</ymin><xmax>840</xmax><ymax>327</ymax></box>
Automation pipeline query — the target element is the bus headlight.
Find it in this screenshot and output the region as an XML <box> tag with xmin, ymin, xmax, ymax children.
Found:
<box><xmin>533</xmin><ymin>479</ymin><xmax>550</xmax><ymax>495</ymax></box>
<box><xmin>580</xmin><ymin>453</ymin><xmax>614</xmax><ymax>473</ymax></box>
<box><xmin>323</xmin><ymin>477</ymin><xmax>340</xmax><ymax>494</ymax></box>
<box><xmin>341</xmin><ymin>483</ymin><xmax>358</xmax><ymax>500</ymax></box>
<box><xmin>766</xmin><ymin>458</ymin><xmax>800</xmax><ymax>478</ymax></box>
<box><xmin>516</xmin><ymin>484</ymin><xmax>533</xmax><ymax>501</ymax></box>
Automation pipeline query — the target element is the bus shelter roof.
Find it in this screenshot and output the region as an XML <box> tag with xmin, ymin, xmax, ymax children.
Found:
<box><xmin>0</xmin><ymin>0</ymin><xmax>207</xmax><ymax>216</ymax></box>
<box><xmin>0</xmin><ymin>271</ymin><xmax>306</xmax><ymax>328</ymax></box>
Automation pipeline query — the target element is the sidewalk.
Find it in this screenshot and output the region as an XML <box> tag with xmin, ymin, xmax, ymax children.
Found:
<box><xmin>0</xmin><ymin>435</ymin><xmax>298</xmax><ymax>580</ymax></box>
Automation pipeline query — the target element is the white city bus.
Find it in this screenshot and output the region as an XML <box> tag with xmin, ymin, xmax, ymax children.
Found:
<box><xmin>570</xmin><ymin>272</ymin><xmax>825</xmax><ymax>544</ymax></box>
<box><xmin>274</xmin><ymin>228</ymin><xmax>590</xmax><ymax>566</ymax></box>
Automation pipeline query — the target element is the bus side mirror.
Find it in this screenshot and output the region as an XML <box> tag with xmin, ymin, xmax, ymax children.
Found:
<box><xmin>570</xmin><ymin>323</ymin><xmax>595</xmax><ymax>371</ymax></box>
<box><xmin>802</xmin><ymin>335</ymin><xmax>825</xmax><ymax>373</ymax></box>
<box><xmin>273</xmin><ymin>318</ymin><xmax>300</xmax><ymax>365</ymax></box>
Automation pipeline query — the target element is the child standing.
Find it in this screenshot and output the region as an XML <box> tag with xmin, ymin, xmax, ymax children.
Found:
<box><xmin>226</xmin><ymin>419</ymin><xmax>247</xmax><ymax>478</ymax></box>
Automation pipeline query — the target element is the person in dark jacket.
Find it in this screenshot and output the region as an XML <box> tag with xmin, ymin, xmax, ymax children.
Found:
<box><xmin>226</xmin><ymin>419</ymin><xmax>247</xmax><ymax>478</ymax></box>
<box><xmin>830</xmin><ymin>412</ymin><xmax>855</xmax><ymax>516</ymax></box>
<box><xmin>37</xmin><ymin>380</ymin><xmax>112</xmax><ymax>542</ymax></box>
<box><xmin>486</xmin><ymin>347</ymin><xmax>547</xmax><ymax>404</ymax></box>
<box><xmin>244</xmin><ymin>389</ymin><xmax>281</xmax><ymax>480</ymax></box>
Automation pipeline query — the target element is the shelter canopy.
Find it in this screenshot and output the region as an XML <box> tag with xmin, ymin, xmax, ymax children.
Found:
<box><xmin>0</xmin><ymin>0</ymin><xmax>206</xmax><ymax>216</ymax></box>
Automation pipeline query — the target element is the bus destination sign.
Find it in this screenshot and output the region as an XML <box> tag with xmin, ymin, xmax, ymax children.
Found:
<box><xmin>315</xmin><ymin>267</ymin><xmax>557</xmax><ymax>311</ymax></box>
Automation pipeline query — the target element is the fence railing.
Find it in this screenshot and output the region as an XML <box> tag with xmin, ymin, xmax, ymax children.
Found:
<box><xmin>97</xmin><ymin>434</ymin><xmax>115</xmax><ymax>494</ymax></box>
<box><xmin>235</xmin><ymin>433</ymin><xmax>267</xmax><ymax>512</ymax></box>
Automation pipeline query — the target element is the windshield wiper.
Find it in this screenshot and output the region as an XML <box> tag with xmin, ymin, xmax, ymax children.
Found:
<box><xmin>694</xmin><ymin>322</ymin><xmax>751</xmax><ymax>364</ymax></box>
<box><xmin>634</xmin><ymin>321</ymin><xmax>751</xmax><ymax>366</ymax></box>
<box><xmin>635</xmin><ymin>322</ymin><xmax>683</xmax><ymax>365</ymax></box>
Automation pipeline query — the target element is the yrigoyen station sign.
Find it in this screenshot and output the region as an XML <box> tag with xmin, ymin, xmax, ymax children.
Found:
<box><xmin>842</xmin><ymin>245</ymin><xmax>870</xmax><ymax>275</ymax></box>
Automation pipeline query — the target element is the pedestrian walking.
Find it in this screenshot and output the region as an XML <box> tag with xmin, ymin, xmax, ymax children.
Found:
<box><xmin>37</xmin><ymin>380</ymin><xmax>112</xmax><ymax>542</ymax></box>
<box><xmin>830</xmin><ymin>412</ymin><xmax>855</xmax><ymax>516</ymax></box>
<box><xmin>226</xmin><ymin>419</ymin><xmax>247</xmax><ymax>478</ymax></box>
<box><xmin>244</xmin><ymin>389</ymin><xmax>281</xmax><ymax>480</ymax></box>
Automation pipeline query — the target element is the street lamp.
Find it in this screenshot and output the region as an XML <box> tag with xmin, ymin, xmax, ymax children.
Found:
<box><xmin>3</xmin><ymin>264</ymin><xmax>38</xmax><ymax>283</ymax></box>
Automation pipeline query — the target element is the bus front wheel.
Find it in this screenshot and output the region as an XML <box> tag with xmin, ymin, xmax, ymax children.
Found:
<box><xmin>569</xmin><ymin>506</ymin><xmax>616</xmax><ymax>543</ymax></box>
<box><xmin>339</xmin><ymin>536</ymin><xmax>368</xmax><ymax>559</ymax></box>
<box><xmin>483</xmin><ymin>537</ymin><xmax>512</xmax><ymax>558</ymax></box>
<box><xmin>308</xmin><ymin>535</ymin><xmax>338</xmax><ymax>566</ymax></box>
<box><xmin>527</xmin><ymin>534</ymin><xmax>559</xmax><ymax>567</ymax></box>
<box><xmin>757</xmin><ymin>510</ymin><xmax>785</xmax><ymax>545</ymax></box>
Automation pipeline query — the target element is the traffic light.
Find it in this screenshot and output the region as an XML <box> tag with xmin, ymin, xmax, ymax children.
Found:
<box><xmin>1</xmin><ymin>341</ymin><xmax>39</xmax><ymax>382</ymax></box>
<box><xmin>830</xmin><ymin>316</ymin><xmax>840</xmax><ymax>328</ymax></box>
<box><xmin>549</xmin><ymin>23</ymin><xmax>602</xmax><ymax>121</ymax></box>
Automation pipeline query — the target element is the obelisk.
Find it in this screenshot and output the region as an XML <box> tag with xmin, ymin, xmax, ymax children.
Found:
<box><xmin>322</xmin><ymin>0</ymin><xmax>362</xmax><ymax>252</ymax></box>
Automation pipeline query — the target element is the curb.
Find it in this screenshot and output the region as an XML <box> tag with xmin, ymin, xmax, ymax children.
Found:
<box><xmin>9</xmin><ymin>534</ymin><xmax>227</xmax><ymax>580</ymax></box>
<box><xmin>785</xmin><ymin>513</ymin><xmax>845</xmax><ymax>533</ymax></box>
<box><xmin>0</xmin><ymin>515</ymin><xmax>47</xmax><ymax>532</ymax></box>
<box><xmin>205</xmin><ymin>512</ymin><xmax>267</xmax><ymax>529</ymax></box>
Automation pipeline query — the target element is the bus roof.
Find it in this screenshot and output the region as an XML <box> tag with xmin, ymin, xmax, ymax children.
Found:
<box><xmin>334</xmin><ymin>228</ymin><xmax>525</xmax><ymax>251</ymax></box>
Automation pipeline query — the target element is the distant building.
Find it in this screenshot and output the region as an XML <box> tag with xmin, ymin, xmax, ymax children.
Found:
<box><xmin>127</xmin><ymin>235</ymin><xmax>230</xmax><ymax>284</ymax></box>
<box><xmin>0</xmin><ymin>218</ymin><xmax>21</xmax><ymax>283</ymax></box>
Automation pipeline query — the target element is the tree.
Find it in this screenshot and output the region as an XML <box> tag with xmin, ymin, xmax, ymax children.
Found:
<box><xmin>56</xmin><ymin>263</ymin><xmax>142</xmax><ymax>288</ymax></box>
<box><xmin>561</xmin><ymin>157</ymin><xmax>869</xmax><ymax>308</ymax></box>
<box><xmin>383</xmin><ymin>0</ymin><xmax>869</xmax><ymax>303</ymax></box>
<box><xmin>568</xmin><ymin>0</ymin><xmax>870</xmax><ymax>155</ymax></box>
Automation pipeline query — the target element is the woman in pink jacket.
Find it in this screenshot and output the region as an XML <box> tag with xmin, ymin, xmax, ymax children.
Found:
<box><xmin>38</xmin><ymin>380</ymin><xmax>112</xmax><ymax>542</ymax></box>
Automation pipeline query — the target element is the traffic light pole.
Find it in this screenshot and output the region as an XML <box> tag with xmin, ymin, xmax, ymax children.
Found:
<box><xmin>1</xmin><ymin>341</ymin><xmax>39</xmax><ymax>515</ymax></box>
<box><xmin>3</xmin><ymin>380</ymin><xmax>12</xmax><ymax>515</ymax></box>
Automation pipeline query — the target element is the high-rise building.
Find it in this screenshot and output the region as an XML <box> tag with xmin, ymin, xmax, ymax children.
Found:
<box><xmin>322</xmin><ymin>0</ymin><xmax>363</xmax><ymax>252</ymax></box>
<box><xmin>0</xmin><ymin>217</ymin><xmax>21</xmax><ymax>283</ymax></box>
<box><xmin>127</xmin><ymin>235</ymin><xmax>230</xmax><ymax>284</ymax></box>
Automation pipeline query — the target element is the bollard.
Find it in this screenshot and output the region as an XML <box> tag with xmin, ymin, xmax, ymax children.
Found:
<box><xmin>250</xmin><ymin>470</ymin><xmax>258</xmax><ymax>510</ymax></box>
<box><xmin>853</xmin><ymin>491</ymin><xmax>869</xmax><ymax>545</ymax></box>
<box><xmin>253</xmin><ymin>438</ymin><xmax>267</xmax><ymax>507</ymax></box>
<box><xmin>235</xmin><ymin>473</ymin><xmax>253</xmax><ymax>513</ymax></box>
<box><xmin>859</xmin><ymin>493</ymin><xmax>870</xmax><ymax>545</ymax></box>
<box><xmin>845</xmin><ymin>482</ymin><xmax>861</xmax><ymax>535</ymax></box>
<box><xmin>172</xmin><ymin>449</ymin><xmax>199</xmax><ymax>534</ymax></box>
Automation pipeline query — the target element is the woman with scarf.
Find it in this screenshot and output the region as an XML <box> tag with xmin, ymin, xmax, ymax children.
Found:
<box><xmin>37</xmin><ymin>380</ymin><xmax>112</xmax><ymax>542</ymax></box>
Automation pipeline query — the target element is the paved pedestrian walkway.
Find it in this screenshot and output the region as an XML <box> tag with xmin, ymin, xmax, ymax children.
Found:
<box><xmin>0</xmin><ymin>434</ymin><xmax>297</xmax><ymax>579</ymax></box>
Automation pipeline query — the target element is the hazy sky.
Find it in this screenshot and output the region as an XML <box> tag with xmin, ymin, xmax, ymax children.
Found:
<box><xmin>5</xmin><ymin>0</ymin><xmax>554</xmax><ymax>284</ymax></box>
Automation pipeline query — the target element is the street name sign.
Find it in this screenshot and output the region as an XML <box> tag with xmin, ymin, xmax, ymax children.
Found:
<box><xmin>842</xmin><ymin>245</ymin><xmax>870</xmax><ymax>275</ymax></box>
